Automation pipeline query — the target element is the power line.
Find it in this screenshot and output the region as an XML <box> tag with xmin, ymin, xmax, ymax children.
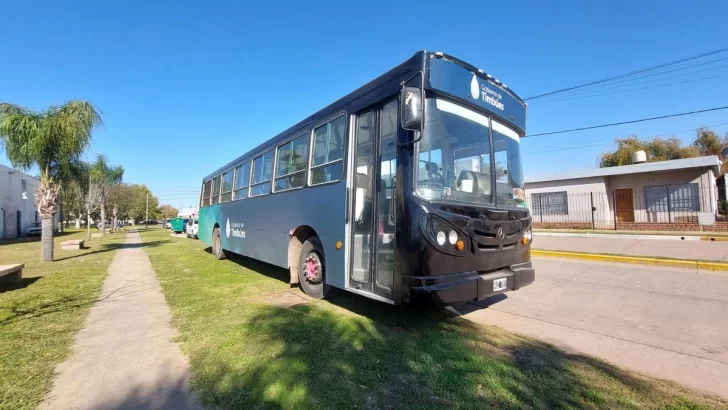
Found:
<box><xmin>530</xmin><ymin>73</ymin><xmax>728</xmax><ymax>104</ymax></box>
<box><xmin>523</xmin><ymin>119</ymin><xmax>728</xmax><ymax>155</ymax></box>
<box><xmin>537</xmin><ymin>56</ymin><xmax>728</xmax><ymax>98</ymax></box>
<box><xmin>525</xmin><ymin>46</ymin><xmax>728</xmax><ymax>100</ymax></box>
<box><xmin>525</xmin><ymin>105</ymin><xmax>728</xmax><ymax>137</ymax></box>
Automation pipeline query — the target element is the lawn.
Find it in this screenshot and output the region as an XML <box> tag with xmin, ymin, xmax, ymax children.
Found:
<box><xmin>140</xmin><ymin>229</ymin><xmax>726</xmax><ymax>410</ymax></box>
<box><xmin>0</xmin><ymin>229</ymin><xmax>126</xmax><ymax>410</ymax></box>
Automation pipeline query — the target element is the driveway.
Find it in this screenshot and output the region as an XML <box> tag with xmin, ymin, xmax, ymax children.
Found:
<box><xmin>456</xmin><ymin>258</ymin><xmax>728</xmax><ymax>398</ymax></box>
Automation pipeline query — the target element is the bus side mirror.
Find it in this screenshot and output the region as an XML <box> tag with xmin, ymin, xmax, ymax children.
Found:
<box><xmin>400</xmin><ymin>86</ymin><xmax>423</xmax><ymax>132</ymax></box>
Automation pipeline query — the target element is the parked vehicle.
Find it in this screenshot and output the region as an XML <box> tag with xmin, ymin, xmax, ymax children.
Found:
<box><xmin>163</xmin><ymin>219</ymin><xmax>172</xmax><ymax>229</ymax></box>
<box><xmin>26</xmin><ymin>222</ymin><xmax>42</xmax><ymax>236</ymax></box>
<box><xmin>186</xmin><ymin>219</ymin><xmax>199</xmax><ymax>239</ymax></box>
<box><xmin>170</xmin><ymin>218</ymin><xmax>188</xmax><ymax>233</ymax></box>
<box><xmin>198</xmin><ymin>51</ymin><xmax>534</xmax><ymax>305</ymax></box>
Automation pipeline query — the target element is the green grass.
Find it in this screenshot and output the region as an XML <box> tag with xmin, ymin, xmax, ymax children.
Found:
<box><xmin>0</xmin><ymin>229</ymin><xmax>126</xmax><ymax>410</ymax></box>
<box><xmin>140</xmin><ymin>229</ymin><xmax>727</xmax><ymax>410</ymax></box>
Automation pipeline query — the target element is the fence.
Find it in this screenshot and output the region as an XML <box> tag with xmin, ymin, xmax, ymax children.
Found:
<box><xmin>526</xmin><ymin>186</ymin><xmax>728</xmax><ymax>231</ymax></box>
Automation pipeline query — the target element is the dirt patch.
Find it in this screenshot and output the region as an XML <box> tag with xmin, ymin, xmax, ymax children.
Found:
<box><xmin>266</xmin><ymin>291</ymin><xmax>311</xmax><ymax>308</ymax></box>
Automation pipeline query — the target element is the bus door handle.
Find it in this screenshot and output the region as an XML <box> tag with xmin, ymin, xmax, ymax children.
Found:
<box><xmin>345</xmin><ymin>188</ymin><xmax>350</xmax><ymax>224</ymax></box>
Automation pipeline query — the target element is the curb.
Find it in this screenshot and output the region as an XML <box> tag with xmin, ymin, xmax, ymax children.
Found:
<box><xmin>534</xmin><ymin>232</ymin><xmax>701</xmax><ymax>241</ymax></box>
<box><xmin>531</xmin><ymin>249</ymin><xmax>728</xmax><ymax>272</ymax></box>
<box><xmin>701</xmin><ymin>236</ymin><xmax>728</xmax><ymax>242</ymax></box>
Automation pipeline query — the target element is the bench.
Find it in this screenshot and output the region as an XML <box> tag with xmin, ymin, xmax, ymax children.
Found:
<box><xmin>0</xmin><ymin>264</ymin><xmax>24</xmax><ymax>284</ymax></box>
<box><xmin>61</xmin><ymin>240</ymin><xmax>85</xmax><ymax>250</ymax></box>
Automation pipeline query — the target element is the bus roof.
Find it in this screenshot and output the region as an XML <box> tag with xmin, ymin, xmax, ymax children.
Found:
<box><xmin>203</xmin><ymin>51</ymin><xmax>524</xmax><ymax>181</ymax></box>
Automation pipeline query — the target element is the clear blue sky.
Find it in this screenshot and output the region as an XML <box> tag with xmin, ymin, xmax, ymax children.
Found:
<box><xmin>2</xmin><ymin>0</ymin><xmax>728</xmax><ymax>208</ymax></box>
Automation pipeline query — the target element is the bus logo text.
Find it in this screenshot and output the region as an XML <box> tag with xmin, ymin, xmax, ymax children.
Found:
<box><xmin>470</xmin><ymin>74</ymin><xmax>505</xmax><ymax>111</ymax></box>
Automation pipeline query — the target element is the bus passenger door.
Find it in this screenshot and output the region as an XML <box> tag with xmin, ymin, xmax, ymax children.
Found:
<box><xmin>346</xmin><ymin>100</ymin><xmax>397</xmax><ymax>299</ymax></box>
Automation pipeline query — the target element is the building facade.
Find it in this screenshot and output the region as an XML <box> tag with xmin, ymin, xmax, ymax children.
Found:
<box><xmin>0</xmin><ymin>164</ymin><xmax>59</xmax><ymax>239</ymax></box>
<box><xmin>524</xmin><ymin>156</ymin><xmax>723</xmax><ymax>231</ymax></box>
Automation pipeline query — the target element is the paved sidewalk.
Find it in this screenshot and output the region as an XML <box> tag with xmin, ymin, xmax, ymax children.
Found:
<box><xmin>533</xmin><ymin>235</ymin><xmax>728</xmax><ymax>261</ymax></box>
<box><xmin>41</xmin><ymin>232</ymin><xmax>202</xmax><ymax>410</ymax></box>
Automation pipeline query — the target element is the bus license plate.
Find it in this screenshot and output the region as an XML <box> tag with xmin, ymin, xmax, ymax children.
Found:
<box><xmin>493</xmin><ymin>278</ymin><xmax>507</xmax><ymax>292</ymax></box>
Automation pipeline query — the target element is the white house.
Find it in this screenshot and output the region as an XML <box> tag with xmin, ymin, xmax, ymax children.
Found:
<box><xmin>524</xmin><ymin>155</ymin><xmax>723</xmax><ymax>231</ymax></box>
<box><xmin>0</xmin><ymin>164</ymin><xmax>60</xmax><ymax>238</ymax></box>
<box><xmin>178</xmin><ymin>206</ymin><xmax>199</xmax><ymax>219</ymax></box>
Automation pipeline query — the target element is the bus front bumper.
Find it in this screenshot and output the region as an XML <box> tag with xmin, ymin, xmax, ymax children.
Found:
<box><xmin>410</xmin><ymin>261</ymin><xmax>535</xmax><ymax>305</ymax></box>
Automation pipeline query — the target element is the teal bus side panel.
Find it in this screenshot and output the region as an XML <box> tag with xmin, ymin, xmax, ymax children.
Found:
<box><xmin>199</xmin><ymin>205</ymin><xmax>222</xmax><ymax>248</ymax></box>
<box><xmin>196</xmin><ymin>181</ymin><xmax>346</xmax><ymax>290</ymax></box>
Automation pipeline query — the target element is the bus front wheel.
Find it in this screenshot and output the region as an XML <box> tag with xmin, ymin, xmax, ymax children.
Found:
<box><xmin>212</xmin><ymin>227</ymin><xmax>227</xmax><ymax>260</ymax></box>
<box><xmin>298</xmin><ymin>237</ymin><xmax>336</xmax><ymax>299</ymax></box>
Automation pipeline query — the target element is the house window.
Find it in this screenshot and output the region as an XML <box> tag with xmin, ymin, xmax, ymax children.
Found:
<box><xmin>275</xmin><ymin>133</ymin><xmax>309</xmax><ymax>191</ymax></box>
<box><xmin>531</xmin><ymin>191</ymin><xmax>568</xmax><ymax>215</ymax></box>
<box><xmin>310</xmin><ymin>115</ymin><xmax>345</xmax><ymax>185</ymax></box>
<box><xmin>220</xmin><ymin>170</ymin><xmax>234</xmax><ymax>202</ymax></box>
<box><xmin>251</xmin><ymin>150</ymin><xmax>274</xmax><ymax>197</ymax></box>
<box><xmin>645</xmin><ymin>183</ymin><xmax>699</xmax><ymax>212</ymax></box>
<box><xmin>233</xmin><ymin>162</ymin><xmax>250</xmax><ymax>200</ymax></box>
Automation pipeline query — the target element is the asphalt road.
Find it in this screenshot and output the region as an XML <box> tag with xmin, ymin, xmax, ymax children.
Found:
<box><xmin>456</xmin><ymin>258</ymin><xmax>728</xmax><ymax>399</ymax></box>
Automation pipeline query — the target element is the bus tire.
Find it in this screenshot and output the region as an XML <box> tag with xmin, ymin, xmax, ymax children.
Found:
<box><xmin>212</xmin><ymin>227</ymin><xmax>227</xmax><ymax>260</ymax></box>
<box><xmin>298</xmin><ymin>237</ymin><xmax>337</xmax><ymax>299</ymax></box>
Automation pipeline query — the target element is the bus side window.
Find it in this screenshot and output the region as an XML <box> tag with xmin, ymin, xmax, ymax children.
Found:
<box><xmin>310</xmin><ymin>115</ymin><xmax>345</xmax><ymax>185</ymax></box>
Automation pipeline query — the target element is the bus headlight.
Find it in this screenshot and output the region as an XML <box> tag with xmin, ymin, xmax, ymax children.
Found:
<box><xmin>423</xmin><ymin>215</ymin><xmax>469</xmax><ymax>255</ymax></box>
<box><xmin>521</xmin><ymin>227</ymin><xmax>532</xmax><ymax>245</ymax></box>
<box><xmin>448</xmin><ymin>230</ymin><xmax>458</xmax><ymax>245</ymax></box>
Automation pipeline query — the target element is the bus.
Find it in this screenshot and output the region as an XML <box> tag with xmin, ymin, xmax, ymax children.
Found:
<box><xmin>198</xmin><ymin>51</ymin><xmax>534</xmax><ymax>305</ymax></box>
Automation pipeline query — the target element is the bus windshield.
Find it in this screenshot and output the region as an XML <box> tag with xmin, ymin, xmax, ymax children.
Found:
<box><xmin>417</xmin><ymin>98</ymin><xmax>525</xmax><ymax>207</ymax></box>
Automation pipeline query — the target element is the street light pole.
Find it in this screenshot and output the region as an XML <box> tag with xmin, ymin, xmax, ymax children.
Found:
<box><xmin>145</xmin><ymin>193</ymin><xmax>149</xmax><ymax>228</ymax></box>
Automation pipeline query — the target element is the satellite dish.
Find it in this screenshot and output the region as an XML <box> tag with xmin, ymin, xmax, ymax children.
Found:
<box><xmin>722</xmin><ymin>147</ymin><xmax>728</xmax><ymax>158</ymax></box>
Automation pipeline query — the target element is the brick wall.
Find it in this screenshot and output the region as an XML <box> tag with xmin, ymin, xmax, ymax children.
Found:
<box><xmin>532</xmin><ymin>222</ymin><xmax>593</xmax><ymax>230</ymax></box>
<box><xmin>615</xmin><ymin>222</ymin><xmax>728</xmax><ymax>232</ymax></box>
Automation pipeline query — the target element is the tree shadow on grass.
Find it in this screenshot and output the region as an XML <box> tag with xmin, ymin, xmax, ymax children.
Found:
<box><xmin>54</xmin><ymin>240</ymin><xmax>171</xmax><ymax>261</ymax></box>
<box><xmin>187</xmin><ymin>294</ymin><xmax>716</xmax><ymax>410</ymax></box>
<box><xmin>0</xmin><ymin>231</ymin><xmax>76</xmax><ymax>246</ymax></box>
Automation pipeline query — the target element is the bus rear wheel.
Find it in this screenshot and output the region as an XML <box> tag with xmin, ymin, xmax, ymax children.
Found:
<box><xmin>212</xmin><ymin>227</ymin><xmax>227</xmax><ymax>260</ymax></box>
<box><xmin>298</xmin><ymin>237</ymin><xmax>337</xmax><ymax>299</ymax></box>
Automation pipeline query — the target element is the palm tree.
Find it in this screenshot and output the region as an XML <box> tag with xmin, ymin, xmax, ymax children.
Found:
<box><xmin>0</xmin><ymin>101</ymin><xmax>101</xmax><ymax>262</ymax></box>
<box><xmin>89</xmin><ymin>155</ymin><xmax>123</xmax><ymax>236</ymax></box>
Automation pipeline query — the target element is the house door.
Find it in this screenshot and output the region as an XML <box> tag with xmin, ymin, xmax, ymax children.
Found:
<box><xmin>615</xmin><ymin>189</ymin><xmax>634</xmax><ymax>222</ymax></box>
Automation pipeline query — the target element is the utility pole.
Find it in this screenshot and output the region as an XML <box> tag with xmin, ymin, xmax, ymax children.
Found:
<box><xmin>145</xmin><ymin>193</ymin><xmax>149</xmax><ymax>228</ymax></box>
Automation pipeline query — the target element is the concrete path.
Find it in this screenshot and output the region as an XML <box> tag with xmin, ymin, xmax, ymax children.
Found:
<box><xmin>533</xmin><ymin>235</ymin><xmax>728</xmax><ymax>261</ymax></box>
<box><xmin>41</xmin><ymin>232</ymin><xmax>203</xmax><ymax>410</ymax></box>
<box><xmin>457</xmin><ymin>258</ymin><xmax>728</xmax><ymax>398</ymax></box>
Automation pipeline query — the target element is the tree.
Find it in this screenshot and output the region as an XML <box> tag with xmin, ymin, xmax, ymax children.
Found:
<box><xmin>158</xmin><ymin>204</ymin><xmax>178</xmax><ymax>219</ymax></box>
<box><xmin>600</xmin><ymin>136</ymin><xmax>699</xmax><ymax>168</ymax></box>
<box><xmin>692</xmin><ymin>128</ymin><xmax>728</xmax><ymax>174</ymax></box>
<box><xmin>0</xmin><ymin>101</ymin><xmax>101</xmax><ymax>262</ymax></box>
<box><xmin>107</xmin><ymin>184</ymin><xmax>134</xmax><ymax>228</ymax></box>
<box><xmin>89</xmin><ymin>155</ymin><xmax>123</xmax><ymax>236</ymax></box>
<box><xmin>85</xmin><ymin>182</ymin><xmax>102</xmax><ymax>241</ymax></box>
<box><xmin>61</xmin><ymin>161</ymin><xmax>90</xmax><ymax>229</ymax></box>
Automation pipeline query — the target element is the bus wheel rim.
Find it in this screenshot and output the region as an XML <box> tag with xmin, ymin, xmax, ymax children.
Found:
<box><xmin>304</xmin><ymin>253</ymin><xmax>322</xmax><ymax>283</ymax></box>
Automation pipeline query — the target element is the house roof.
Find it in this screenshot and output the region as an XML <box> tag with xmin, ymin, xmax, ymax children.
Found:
<box><xmin>0</xmin><ymin>163</ymin><xmax>40</xmax><ymax>183</ymax></box>
<box><xmin>525</xmin><ymin>155</ymin><xmax>722</xmax><ymax>184</ymax></box>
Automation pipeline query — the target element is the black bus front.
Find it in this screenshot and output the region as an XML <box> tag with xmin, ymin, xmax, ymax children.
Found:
<box><xmin>397</xmin><ymin>53</ymin><xmax>534</xmax><ymax>305</ymax></box>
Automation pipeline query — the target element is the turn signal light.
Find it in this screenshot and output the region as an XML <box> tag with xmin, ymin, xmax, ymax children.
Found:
<box><xmin>455</xmin><ymin>240</ymin><xmax>465</xmax><ymax>251</ymax></box>
<box><xmin>521</xmin><ymin>236</ymin><xmax>528</xmax><ymax>245</ymax></box>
